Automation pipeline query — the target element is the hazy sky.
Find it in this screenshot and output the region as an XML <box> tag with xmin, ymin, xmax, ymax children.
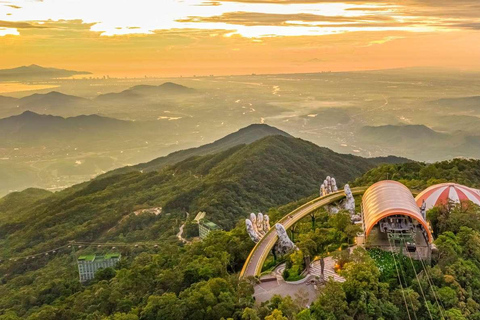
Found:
<box><xmin>1</xmin><ymin>0</ymin><xmax>480</xmax><ymax>76</ymax></box>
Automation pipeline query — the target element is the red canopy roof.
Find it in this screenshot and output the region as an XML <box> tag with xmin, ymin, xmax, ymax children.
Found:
<box><xmin>415</xmin><ymin>183</ymin><xmax>480</xmax><ymax>211</ymax></box>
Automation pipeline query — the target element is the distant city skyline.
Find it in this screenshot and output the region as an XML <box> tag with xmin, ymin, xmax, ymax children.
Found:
<box><xmin>1</xmin><ymin>0</ymin><xmax>480</xmax><ymax>76</ymax></box>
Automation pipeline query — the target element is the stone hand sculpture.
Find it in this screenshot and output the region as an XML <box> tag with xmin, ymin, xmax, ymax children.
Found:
<box><xmin>320</xmin><ymin>184</ymin><xmax>327</xmax><ymax>197</ymax></box>
<box><xmin>256</xmin><ymin>212</ymin><xmax>265</xmax><ymax>236</ymax></box>
<box><xmin>320</xmin><ymin>176</ymin><xmax>338</xmax><ymax>196</ymax></box>
<box><xmin>274</xmin><ymin>223</ymin><xmax>297</xmax><ymax>256</ymax></box>
<box><xmin>246</xmin><ymin>219</ymin><xmax>260</xmax><ymax>243</ymax></box>
<box><xmin>263</xmin><ymin>215</ymin><xmax>271</xmax><ymax>233</ymax></box>
<box><xmin>245</xmin><ymin>212</ymin><xmax>271</xmax><ymax>243</ymax></box>
<box><xmin>331</xmin><ymin>177</ymin><xmax>338</xmax><ymax>192</ymax></box>
<box><xmin>326</xmin><ymin>205</ymin><xmax>339</xmax><ymax>214</ymax></box>
<box><xmin>250</xmin><ymin>213</ymin><xmax>258</xmax><ymax>233</ymax></box>
<box><xmin>343</xmin><ymin>184</ymin><xmax>356</xmax><ymax>215</ymax></box>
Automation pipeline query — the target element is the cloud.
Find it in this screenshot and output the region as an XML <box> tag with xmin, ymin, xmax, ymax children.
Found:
<box><xmin>177</xmin><ymin>11</ymin><xmax>396</xmax><ymax>27</ymax></box>
<box><xmin>448</xmin><ymin>23</ymin><xmax>480</xmax><ymax>30</ymax></box>
<box><xmin>0</xmin><ymin>20</ymin><xmax>46</xmax><ymax>29</ymax></box>
<box><xmin>214</xmin><ymin>0</ymin><xmax>480</xmax><ymax>19</ymax></box>
<box><xmin>0</xmin><ymin>0</ymin><xmax>479</xmax><ymax>39</ymax></box>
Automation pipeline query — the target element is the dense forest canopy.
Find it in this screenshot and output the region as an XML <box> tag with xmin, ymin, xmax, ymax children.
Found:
<box><xmin>352</xmin><ymin>159</ymin><xmax>480</xmax><ymax>190</ymax></box>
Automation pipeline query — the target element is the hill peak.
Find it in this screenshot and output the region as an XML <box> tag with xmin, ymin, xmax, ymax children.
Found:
<box><xmin>129</xmin><ymin>82</ymin><xmax>194</xmax><ymax>94</ymax></box>
<box><xmin>30</xmin><ymin>91</ymin><xmax>76</xmax><ymax>97</ymax></box>
<box><xmin>159</xmin><ymin>82</ymin><xmax>188</xmax><ymax>89</ymax></box>
<box><xmin>19</xmin><ymin>110</ymin><xmax>42</xmax><ymax>117</ymax></box>
<box><xmin>27</xmin><ymin>64</ymin><xmax>43</xmax><ymax>69</ymax></box>
<box><xmin>236</xmin><ymin>123</ymin><xmax>290</xmax><ymax>134</ymax></box>
<box><xmin>127</xmin><ymin>123</ymin><xmax>291</xmax><ymax>172</ymax></box>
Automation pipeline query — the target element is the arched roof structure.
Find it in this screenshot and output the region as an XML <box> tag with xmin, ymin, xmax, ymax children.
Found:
<box><xmin>362</xmin><ymin>180</ymin><xmax>432</xmax><ymax>243</ymax></box>
<box><xmin>415</xmin><ymin>183</ymin><xmax>480</xmax><ymax>211</ymax></box>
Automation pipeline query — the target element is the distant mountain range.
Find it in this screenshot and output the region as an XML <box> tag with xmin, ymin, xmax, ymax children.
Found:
<box><xmin>0</xmin><ymin>64</ymin><xmax>91</xmax><ymax>80</ymax></box>
<box><xmin>0</xmin><ymin>111</ymin><xmax>133</xmax><ymax>146</ymax></box>
<box><xmin>430</xmin><ymin>95</ymin><xmax>480</xmax><ymax>112</ymax></box>
<box><xmin>358</xmin><ymin>124</ymin><xmax>480</xmax><ymax>161</ymax></box>
<box><xmin>0</xmin><ymin>118</ymin><xmax>409</xmax><ymax>198</ymax></box>
<box><xmin>360</xmin><ymin>124</ymin><xmax>446</xmax><ymax>143</ymax></box>
<box><xmin>0</xmin><ymin>82</ymin><xmax>196</xmax><ymax>118</ymax></box>
<box><xmin>0</xmin><ymin>91</ymin><xmax>95</xmax><ymax>117</ymax></box>
<box><xmin>95</xmin><ymin>82</ymin><xmax>196</xmax><ymax>102</ymax></box>
<box><xmin>20</xmin><ymin>91</ymin><xmax>92</xmax><ymax>114</ymax></box>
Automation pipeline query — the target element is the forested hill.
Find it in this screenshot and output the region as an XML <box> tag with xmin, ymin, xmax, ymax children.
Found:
<box><xmin>0</xmin><ymin>135</ymin><xmax>378</xmax><ymax>258</ymax></box>
<box><xmin>136</xmin><ymin>123</ymin><xmax>292</xmax><ymax>172</ymax></box>
<box><xmin>104</xmin><ymin>123</ymin><xmax>293</xmax><ymax>177</ymax></box>
<box><xmin>351</xmin><ymin>158</ymin><xmax>480</xmax><ymax>190</ymax></box>
<box><xmin>102</xmin><ymin>123</ymin><xmax>407</xmax><ymax>178</ymax></box>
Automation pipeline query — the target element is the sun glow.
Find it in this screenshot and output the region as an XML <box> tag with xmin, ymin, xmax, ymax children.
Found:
<box><xmin>0</xmin><ymin>0</ymin><xmax>446</xmax><ymax>38</ymax></box>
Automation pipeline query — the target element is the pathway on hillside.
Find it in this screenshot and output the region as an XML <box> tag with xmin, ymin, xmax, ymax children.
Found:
<box><xmin>177</xmin><ymin>212</ymin><xmax>190</xmax><ymax>243</ymax></box>
<box><xmin>240</xmin><ymin>187</ymin><xmax>367</xmax><ymax>278</ymax></box>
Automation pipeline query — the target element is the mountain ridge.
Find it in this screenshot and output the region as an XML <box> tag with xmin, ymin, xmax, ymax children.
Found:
<box><xmin>0</xmin><ymin>133</ymin><xmax>382</xmax><ymax>257</ymax></box>
<box><xmin>96</xmin><ymin>82</ymin><xmax>195</xmax><ymax>102</ymax></box>
<box><xmin>0</xmin><ymin>64</ymin><xmax>91</xmax><ymax>80</ymax></box>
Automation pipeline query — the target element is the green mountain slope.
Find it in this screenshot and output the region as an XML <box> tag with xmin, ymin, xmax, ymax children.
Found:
<box><xmin>0</xmin><ymin>135</ymin><xmax>377</xmax><ymax>257</ymax></box>
<box><xmin>136</xmin><ymin>123</ymin><xmax>292</xmax><ymax>172</ymax></box>
<box><xmin>107</xmin><ymin>123</ymin><xmax>407</xmax><ymax>177</ymax></box>
<box><xmin>0</xmin><ymin>188</ymin><xmax>52</xmax><ymax>218</ymax></box>
<box><xmin>102</xmin><ymin>123</ymin><xmax>293</xmax><ymax>177</ymax></box>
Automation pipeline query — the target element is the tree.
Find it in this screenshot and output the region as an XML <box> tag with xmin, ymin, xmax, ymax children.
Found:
<box><xmin>180</xmin><ymin>278</ymin><xmax>236</xmax><ymax>320</ymax></box>
<box><xmin>263</xmin><ymin>295</ymin><xmax>303</xmax><ymax>320</ymax></box>
<box><xmin>265</xmin><ymin>310</ymin><xmax>288</xmax><ymax>320</ymax></box>
<box><xmin>95</xmin><ymin>267</ymin><xmax>117</xmax><ymax>282</ymax></box>
<box><xmin>435</xmin><ymin>232</ymin><xmax>462</xmax><ymax>267</ymax></box>
<box><xmin>437</xmin><ymin>287</ymin><xmax>459</xmax><ymax>309</ymax></box>
<box><xmin>445</xmin><ymin>308</ymin><xmax>468</xmax><ymax>320</ymax></box>
<box><xmin>311</xmin><ymin>280</ymin><xmax>350</xmax><ymax>320</ymax></box>
<box><xmin>109</xmin><ymin>313</ymin><xmax>139</xmax><ymax>320</ymax></box>
<box><xmin>140</xmin><ymin>293</ymin><xmax>185</xmax><ymax>320</ymax></box>
<box><xmin>341</xmin><ymin>248</ymin><xmax>380</xmax><ymax>301</ymax></box>
<box><xmin>0</xmin><ymin>312</ymin><xmax>21</xmax><ymax>320</ymax></box>
<box><xmin>295</xmin><ymin>309</ymin><xmax>314</xmax><ymax>320</ymax></box>
<box><xmin>241</xmin><ymin>308</ymin><xmax>260</xmax><ymax>320</ymax></box>
<box><xmin>184</xmin><ymin>221</ymin><xmax>199</xmax><ymax>239</ymax></box>
<box><xmin>297</xmin><ymin>227</ymin><xmax>343</xmax><ymax>281</ymax></box>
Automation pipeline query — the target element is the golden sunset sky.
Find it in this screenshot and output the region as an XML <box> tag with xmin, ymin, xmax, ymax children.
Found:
<box><xmin>1</xmin><ymin>0</ymin><xmax>480</xmax><ymax>76</ymax></box>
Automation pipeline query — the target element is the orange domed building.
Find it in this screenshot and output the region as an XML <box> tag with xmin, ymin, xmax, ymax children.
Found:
<box><xmin>362</xmin><ymin>180</ymin><xmax>432</xmax><ymax>260</ymax></box>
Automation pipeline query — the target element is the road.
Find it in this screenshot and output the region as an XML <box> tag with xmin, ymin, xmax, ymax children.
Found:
<box><xmin>177</xmin><ymin>212</ymin><xmax>190</xmax><ymax>243</ymax></box>
<box><xmin>240</xmin><ymin>187</ymin><xmax>367</xmax><ymax>278</ymax></box>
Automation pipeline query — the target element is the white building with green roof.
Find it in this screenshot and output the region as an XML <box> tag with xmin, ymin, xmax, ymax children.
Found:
<box><xmin>77</xmin><ymin>253</ymin><xmax>121</xmax><ymax>282</ymax></box>
<box><xmin>198</xmin><ymin>219</ymin><xmax>221</xmax><ymax>239</ymax></box>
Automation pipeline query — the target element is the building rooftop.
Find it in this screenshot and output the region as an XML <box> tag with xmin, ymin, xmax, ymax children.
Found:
<box><xmin>200</xmin><ymin>219</ymin><xmax>221</xmax><ymax>230</ymax></box>
<box><xmin>78</xmin><ymin>253</ymin><xmax>121</xmax><ymax>262</ymax></box>
<box><xmin>362</xmin><ymin>180</ymin><xmax>432</xmax><ymax>242</ymax></box>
